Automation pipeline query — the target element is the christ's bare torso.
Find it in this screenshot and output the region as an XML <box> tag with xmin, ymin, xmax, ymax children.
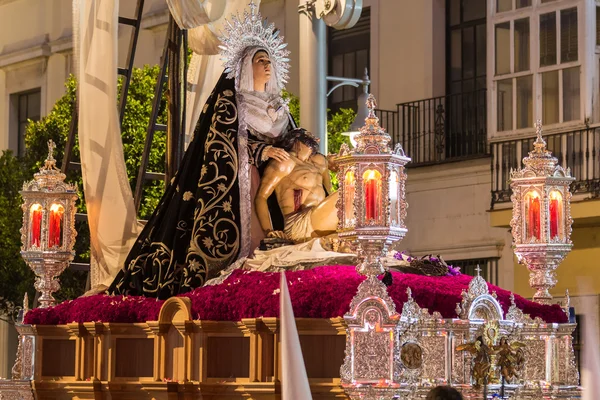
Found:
<box><xmin>274</xmin><ymin>154</ymin><xmax>327</xmax><ymax>216</ymax></box>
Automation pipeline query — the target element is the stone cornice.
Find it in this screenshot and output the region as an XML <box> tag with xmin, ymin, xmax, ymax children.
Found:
<box><xmin>0</xmin><ymin>43</ymin><xmax>50</xmax><ymax>70</ymax></box>
<box><xmin>49</xmin><ymin>36</ymin><xmax>73</xmax><ymax>54</ymax></box>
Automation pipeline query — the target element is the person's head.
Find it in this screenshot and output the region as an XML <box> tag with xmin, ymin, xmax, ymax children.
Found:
<box><xmin>238</xmin><ymin>46</ymin><xmax>279</xmax><ymax>94</ymax></box>
<box><xmin>426</xmin><ymin>386</ymin><xmax>463</xmax><ymax>400</ymax></box>
<box><xmin>282</xmin><ymin>128</ymin><xmax>320</xmax><ymax>158</ymax></box>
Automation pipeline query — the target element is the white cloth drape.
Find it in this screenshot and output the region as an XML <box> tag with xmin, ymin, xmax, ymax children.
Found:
<box><xmin>184</xmin><ymin>53</ymin><xmax>222</xmax><ymax>147</ymax></box>
<box><xmin>280</xmin><ymin>273</ymin><xmax>313</xmax><ymax>400</ymax></box>
<box><xmin>74</xmin><ymin>0</ymin><xmax>143</xmax><ymax>289</ymax></box>
<box><xmin>166</xmin><ymin>0</ymin><xmax>226</xmax><ymax>30</ymax></box>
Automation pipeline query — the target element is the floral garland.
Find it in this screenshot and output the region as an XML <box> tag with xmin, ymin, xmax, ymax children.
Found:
<box><xmin>24</xmin><ymin>266</ymin><xmax>568</xmax><ymax>325</ymax></box>
<box><xmin>392</xmin><ymin>251</ymin><xmax>461</xmax><ymax>276</ymax></box>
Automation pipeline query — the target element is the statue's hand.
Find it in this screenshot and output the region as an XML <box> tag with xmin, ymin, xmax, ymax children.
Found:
<box><xmin>266</xmin><ymin>230</ymin><xmax>289</xmax><ymax>239</ymax></box>
<box><xmin>264</xmin><ymin>146</ymin><xmax>290</xmax><ymax>162</ymax></box>
<box><xmin>327</xmin><ymin>153</ymin><xmax>340</xmax><ymax>172</ymax></box>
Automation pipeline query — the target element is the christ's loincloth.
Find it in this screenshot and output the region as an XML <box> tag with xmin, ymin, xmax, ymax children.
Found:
<box><xmin>284</xmin><ymin>207</ymin><xmax>315</xmax><ymax>243</ymax></box>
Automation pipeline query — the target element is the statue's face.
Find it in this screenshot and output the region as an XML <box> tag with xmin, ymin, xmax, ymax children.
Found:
<box><xmin>252</xmin><ymin>50</ymin><xmax>271</xmax><ymax>90</ymax></box>
<box><xmin>295</xmin><ymin>140</ymin><xmax>315</xmax><ymax>159</ymax></box>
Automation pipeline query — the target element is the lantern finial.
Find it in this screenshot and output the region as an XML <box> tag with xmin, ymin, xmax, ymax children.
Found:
<box><xmin>511</xmin><ymin>120</ymin><xmax>568</xmax><ymax>178</ymax></box>
<box><xmin>533</xmin><ymin>120</ymin><xmax>548</xmax><ymax>154</ymax></box>
<box><xmin>42</xmin><ymin>140</ymin><xmax>58</xmax><ymax>172</ymax></box>
<box><xmin>366</xmin><ymin>94</ymin><xmax>377</xmax><ymax>118</ymax></box>
<box><xmin>353</xmin><ymin>93</ymin><xmax>392</xmax><ymax>153</ymax></box>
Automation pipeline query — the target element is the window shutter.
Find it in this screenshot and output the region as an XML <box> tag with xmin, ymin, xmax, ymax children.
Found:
<box><xmin>560</xmin><ymin>8</ymin><xmax>578</xmax><ymax>63</ymax></box>
<box><xmin>540</xmin><ymin>12</ymin><xmax>557</xmax><ymax>66</ymax></box>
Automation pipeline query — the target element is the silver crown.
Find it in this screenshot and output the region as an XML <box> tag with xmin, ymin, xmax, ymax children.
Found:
<box><xmin>218</xmin><ymin>1</ymin><xmax>290</xmax><ymax>90</ymax></box>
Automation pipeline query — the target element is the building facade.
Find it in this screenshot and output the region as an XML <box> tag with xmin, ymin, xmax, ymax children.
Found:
<box><xmin>0</xmin><ymin>0</ymin><xmax>599</xmax><ymax>377</ymax></box>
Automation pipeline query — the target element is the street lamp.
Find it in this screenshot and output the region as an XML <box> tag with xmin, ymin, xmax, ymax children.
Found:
<box><xmin>327</xmin><ymin>68</ymin><xmax>371</xmax><ymax>148</ymax></box>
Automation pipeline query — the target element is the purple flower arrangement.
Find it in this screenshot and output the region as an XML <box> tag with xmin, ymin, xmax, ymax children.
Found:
<box><xmin>392</xmin><ymin>252</ymin><xmax>461</xmax><ymax>277</ymax></box>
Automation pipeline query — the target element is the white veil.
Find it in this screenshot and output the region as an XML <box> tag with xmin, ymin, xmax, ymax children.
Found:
<box><xmin>237</xmin><ymin>46</ymin><xmax>281</xmax><ymax>95</ymax></box>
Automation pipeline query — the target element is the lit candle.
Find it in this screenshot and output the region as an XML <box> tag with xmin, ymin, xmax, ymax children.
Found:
<box><xmin>364</xmin><ymin>170</ymin><xmax>380</xmax><ymax>221</ymax></box>
<box><xmin>49</xmin><ymin>203</ymin><xmax>64</xmax><ymax>247</ymax></box>
<box><xmin>527</xmin><ymin>193</ymin><xmax>541</xmax><ymax>240</ymax></box>
<box><xmin>549</xmin><ymin>192</ymin><xmax>561</xmax><ymax>239</ymax></box>
<box><xmin>30</xmin><ymin>204</ymin><xmax>43</xmax><ymax>247</ymax></box>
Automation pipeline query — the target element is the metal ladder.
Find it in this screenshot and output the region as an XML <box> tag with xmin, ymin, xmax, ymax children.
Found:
<box><xmin>60</xmin><ymin>1</ymin><xmax>186</xmax><ymax>276</ymax></box>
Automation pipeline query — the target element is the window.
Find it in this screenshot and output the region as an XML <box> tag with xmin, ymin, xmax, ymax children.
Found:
<box><xmin>492</xmin><ymin>4</ymin><xmax>582</xmax><ymax>133</ymax></box>
<box><xmin>516</xmin><ymin>75</ymin><xmax>533</xmax><ymax>129</ymax></box>
<box><xmin>447</xmin><ymin>0</ymin><xmax>487</xmax><ymax>94</ymax></box>
<box><xmin>497</xmin><ymin>79</ymin><xmax>512</xmax><ymax>131</ymax></box>
<box><xmin>497</xmin><ymin>0</ymin><xmax>511</xmax><ymax>13</ymax></box>
<box><xmin>495</xmin><ymin>23</ymin><xmax>510</xmax><ymax>75</ymax></box>
<box><xmin>563</xmin><ymin>67</ymin><xmax>580</xmax><ymax>122</ymax></box>
<box><xmin>560</xmin><ymin>8</ymin><xmax>577</xmax><ymax>63</ymax></box>
<box><xmin>596</xmin><ymin>7</ymin><xmax>600</xmax><ymax>46</ymax></box>
<box><xmin>327</xmin><ymin>7</ymin><xmax>370</xmax><ymax>113</ymax></box>
<box><xmin>540</xmin><ymin>12</ymin><xmax>557</xmax><ymax>67</ymax></box>
<box><xmin>10</xmin><ymin>89</ymin><xmax>41</xmax><ymax>156</ymax></box>
<box><xmin>514</xmin><ymin>19</ymin><xmax>530</xmax><ymax>72</ymax></box>
<box><xmin>542</xmin><ymin>70</ymin><xmax>559</xmax><ymax>125</ymax></box>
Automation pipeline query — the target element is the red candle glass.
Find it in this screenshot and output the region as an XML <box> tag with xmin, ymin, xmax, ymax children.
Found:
<box><xmin>364</xmin><ymin>170</ymin><xmax>381</xmax><ymax>222</ymax></box>
<box><xmin>49</xmin><ymin>203</ymin><xmax>64</xmax><ymax>247</ymax></box>
<box><xmin>30</xmin><ymin>204</ymin><xmax>43</xmax><ymax>247</ymax></box>
<box><xmin>526</xmin><ymin>192</ymin><xmax>541</xmax><ymax>240</ymax></box>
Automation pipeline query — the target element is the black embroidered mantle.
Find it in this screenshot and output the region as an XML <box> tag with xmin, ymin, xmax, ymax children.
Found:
<box><xmin>108</xmin><ymin>74</ymin><xmax>275</xmax><ymax>298</ymax></box>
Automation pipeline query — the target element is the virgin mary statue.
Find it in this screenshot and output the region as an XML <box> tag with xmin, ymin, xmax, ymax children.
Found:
<box><xmin>108</xmin><ymin>4</ymin><xmax>293</xmax><ymax>298</ymax></box>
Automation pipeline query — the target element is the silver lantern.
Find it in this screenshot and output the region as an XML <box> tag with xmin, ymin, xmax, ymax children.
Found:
<box><xmin>20</xmin><ymin>140</ymin><xmax>78</xmax><ymax>308</ymax></box>
<box><xmin>509</xmin><ymin>121</ymin><xmax>574</xmax><ymax>304</ymax></box>
<box><xmin>335</xmin><ymin>94</ymin><xmax>411</xmax><ymax>277</ymax></box>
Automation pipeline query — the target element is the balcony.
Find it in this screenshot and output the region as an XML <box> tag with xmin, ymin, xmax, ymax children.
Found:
<box><xmin>376</xmin><ymin>89</ymin><xmax>488</xmax><ymax>166</ymax></box>
<box><xmin>491</xmin><ymin>126</ymin><xmax>600</xmax><ymax>209</ymax></box>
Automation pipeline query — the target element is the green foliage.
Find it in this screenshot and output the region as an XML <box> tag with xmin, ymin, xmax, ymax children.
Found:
<box><xmin>0</xmin><ymin>151</ymin><xmax>35</xmax><ymax>320</ymax></box>
<box><xmin>282</xmin><ymin>89</ymin><xmax>300</xmax><ymax>125</ymax></box>
<box><xmin>0</xmin><ymin>65</ymin><xmax>167</xmax><ymax>317</ymax></box>
<box><xmin>327</xmin><ymin>108</ymin><xmax>354</xmax><ymax>154</ymax></box>
<box><xmin>326</xmin><ymin>108</ymin><xmax>355</xmax><ymax>191</ymax></box>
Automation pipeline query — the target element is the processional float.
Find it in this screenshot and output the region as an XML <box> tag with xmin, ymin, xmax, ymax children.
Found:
<box><xmin>2</xmin><ymin>97</ymin><xmax>584</xmax><ymax>399</ymax></box>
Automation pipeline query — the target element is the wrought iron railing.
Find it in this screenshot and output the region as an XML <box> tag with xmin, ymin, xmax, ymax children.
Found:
<box><xmin>491</xmin><ymin>126</ymin><xmax>600</xmax><ymax>208</ymax></box>
<box><xmin>376</xmin><ymin>89</ymin><xmax>488</xmax><ymax>166</ymax></box>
